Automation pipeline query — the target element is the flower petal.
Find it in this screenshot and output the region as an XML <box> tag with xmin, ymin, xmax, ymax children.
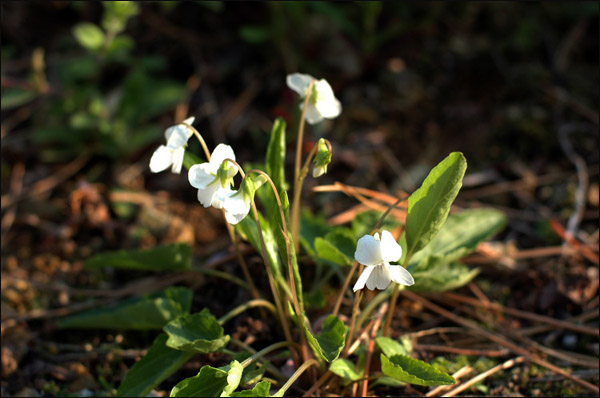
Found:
<box><xmin>170</xmin><ymin>147</ymin><xmax>185</xmax><ymax>174</ymax></box>
<box><xmin>353</xmin><ymin>266</ymin><xmax>374</xmax><ymax>292</ymax></box>
<box><xmin>286</xmin><ymin>73</ymin><xmax>314</xmax><ymax>96</ymax></box>
<box><xmin>165</xmin><ymin>124</ymin><xmax>192</xmax><ymax>149</ymax></box>
<box><xmin>210</xmin><ymin>144</ymin><xmax>236</xmax><ymax>166</ymax></box>
<box><xmin>223</xmin><ymin>193</ymin><xmax>251</xmax><ymax>225</ymax></box>
<box><xmin>211</xmin><ymin>186</ymin><xmax>233</xmax><ymax>209</ymax></box>
<box><xmin>149</xmin><ymin>145</ymin><xmax>173</xmax><ymax>173</ymax></box>
<box><xmin>313</xmin><ymin>165</ymin><xmax>325</xmax><ymax>178</ymax></box>
<box><xmin>365</xmin><ymin>264</ymin><xmax>392</xmax><ymax>290</ymax></box>
<box><xmin>302</xmin><ymin>103</ymin><xmax>324</xmax><ymax>125</ymax></box>
<box><xmin>316</xmin><ymin>97</ymin><xmax>342</xmax><ymax>119</ymax></box>
<box><xmin>182</xmin><ymin>116</ymin><xmax>195</xmax><ymax>126</ymax></box>
<box><xmin>188</xmin><ymin>163</ymin><xmax>217</xmax><ymax>189</ymax></box>
<box><xmin>380</xmin><ymin>230</ymin><xmax>402</xmax><ymax>263</ymax></box>
<box><xmin>388</xmin><ymin>265</ymin><xmax>414</xmax><ymax>286</ymax></box>
<box><xmin>355</xmin><ymin>233</ymin><xmax>384</xmax><ymax>266</ymax></box>
<box><xmin>196</xmin><ymin>181</ymin><xmax>220</xmax><ymax>208</ymax></box>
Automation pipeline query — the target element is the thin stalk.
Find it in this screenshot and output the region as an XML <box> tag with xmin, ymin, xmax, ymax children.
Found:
<box><xmin>184</xmin><ymin>123</ymin><xmax>212</xmax><ymax>161</ymax></box>
<box><xmin>273</xmin><ymin>359</ymin><xmax>320</xmax><ymax>397</ymax></box>
<box><xmin>240</xmin><ymin>340</ymin><xmax>298</xmax><ymax>368</ymax></box>
<box><xmin>190</xmin><ymin>267</ymin><xmax>249</xmax><ymax>291</ymax></box>
<box><xmin>221</xmin><ymin>159</ymin><xmax>298</xmax><ymax>368</ymax></box>
<box><xmin>290</xmin><ymin>79</ymin><xmax>315</xmax><ymax>253</ymax></box>
<box><xmin>224</xmin><ymin>220</ymin><xmax>264</xmax><ymax>311</ymax></box>
<box><xmin>228</xmin><ymin>339</ymin><xmax>287</xmax><ymax>382</ymax></box>
<box><xmin>248</xmin><ymin>168</ymin><xmax>312</xmax><ymax>370</ymax></box>
<box><xmin>218</xmin><ymin>299</ymin><xmax>277</xmax><ymax>325</ymax></box>
<box><xmin>342</xmin><ymin>282</ymin><xmax>363</xmax><ymax>357</ymax></box>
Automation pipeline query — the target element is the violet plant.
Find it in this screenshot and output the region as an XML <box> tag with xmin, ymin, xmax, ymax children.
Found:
<box><xmin>58</xmin><ymin>72</ymin><xmax>507</xmax><ymax>397</ymax></box>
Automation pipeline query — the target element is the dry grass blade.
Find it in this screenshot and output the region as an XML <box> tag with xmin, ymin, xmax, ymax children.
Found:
<box><xmin>441</xmin><ymin>292</ymin><xmax>599</xmax><ymax>336</ymax></box>
<box><xmin>426</xmin><ymin>365</ymin><xmax>474</xmax><ymax>397</ymax></box>
<box><xmin>443</xmin><ymin>356</ymin><xmax>526</xmax><ymax>397</ymax></box>
<box><xmin>401</xmin><ymin>290</ymin><xmax>600</xmax><ymax>394</ymax></box>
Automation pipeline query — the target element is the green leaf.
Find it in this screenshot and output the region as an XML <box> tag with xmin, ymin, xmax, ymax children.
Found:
<box><xmin>265</xmin><ymin>117</ymin><xmax>288</xmax><ymax>193</ymax></box>
<box><xmin>84</xmin><ymin>243</ymin><xmax>192</xmax><ymax>271</ymax></box>
<box><xmin>239</xmin><ymin>25</ymin><xmax>270</xmax><ymax>43</ymax></box>
<box><xmin>57</xmin><ymin>286</ymin><xmax>192</xmax><ymax>329</ymax></box>
<box><xmin>170</xmin><ymin>365</ymin><xmax>229</xmax><ymax>397</ymax></box>
<box><xmin>408</xmin><ymin>208</ymin><xmax>506</xmax><ymax>270</ymax></box>
<box><xmin>305</xmin><ymin>314</ymin><xmax>346</xmax><ymax>362</ymax></box>
<box><xmin>315</xmin><ymin>228</ymin><xmax>356</xmax><ymax>266</ymax></box>
<box><xmin>222</xmin><ymin>360</ymin><xmax>244</xmax><ymax>397</ymax></box>
<box><xmin>117</xmin><ymin>333</ymin><xmax>193</xmax><ymax>397</ymax></box>
<box><xmin>73</xmin><ymin>22</ymin><xmax>106</xmax><ymax>51</ymax></box>
<box><xmin>410</xmin><ymin>259</ymin><xmax>479</xmax><ymax>292</ymax></box>
<box><xmin>163</xmin><ymin>309</ymin><xmax>230</xmax><ymax>354</ymax></box>
<box><xmin>404</xmin><ymin>152</ymin><xmax>467</xmax><ymax>261</ymax></box>
<box><xmin>299</xmin><ymin>209</ymin><xmax>332</xmax><ymax>258</ymax></box>
<box><xmin>231</xmin><ymin>381</ymin><xmax>272</xmax><ymax>397</ymax></box>
<box><xmin>376</xmin><ymin>336</ymin><xmax>412</xmax><ymax>357</ymax></box>
<box><xmin>329</xmin><ymin>358</ymin><xmax>362</xmax><ymax>386</ymax></box>
<box><xmin>380</xmin><ymin>353</ymin><xmax>455</xmax><ymax>386</ymax></box>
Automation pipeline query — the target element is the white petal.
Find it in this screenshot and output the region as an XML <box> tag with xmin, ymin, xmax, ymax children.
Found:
<box><xmin>223</xmin><ymin>193</ymin><xmax>251</xmax><ymax>225</ymax></box>
<box><xmin>210</xmin><ymin>144</ymin><xmax>236</xmax><ymax>166</ymax></box>
<box><xmin>188</xmin><ymin>163</ymin><xmax>217</xmax><ymax>189</ymax></box>
<box><xmin>302</xmin><ymin>103</ymin><xmax>324</xmax><ymax>125</ymax></box>
<box><xmin>182</xmin><ymin>116</ymin><xmax>195</xmax><ymax>126</ymax></box>
<box><xmin>388</xmin><ymin>265</ymin><xmax>414</xmax><ymax>286</ymax></box>
<box><xmin>355</xmin><ymin>233</ymin><xmax>384</xmax><ymax>266</ymax></box>
<box><xmin>315</xmin><ymin>97</ymin><xmax>342</xmax><ymax>119</ymax></box>
<box><xmin>380</xmin><ymin>230</ymin><xmax>402</xmax><ymax>263</ymax></box>
<box><xmin>211</xmin><ymin>186</ymin><xmax>233</xmax><ymax>209</ymax></box>
<box><xmin>165</xmin><ymin>124</ymin><xmax>192</xmax><ymax>149</ymax></box>
<box><xmin>170</xmin><ymin>147</ymin><xmax>185</xmax><ymax>174</ymax></box>
<box><xmin>196</xmin><ymin>181</ymin><xmax>220</xmax><ymax>208</ymax></box>
<box><xmin>353</xmin><ymin>266</ymin><xmax>374</xmax><ymax>292</ymax></box>
<box><xmin>313</xmin><ymin>165</ymin><xmax>325</xmax><ymax>178</ymax></box>
<box><xmin>286</xmin><ymin>73</ymin><xmax>314</xmax><ymax>96</ymax></box>
<box><xmin>149</xmin><ymin>145</ymin><xmax>173</xmax><ymax>173</ymax></box>
<box><xmin>365</xmin><ymin>264</ymin><xmax>392</xmax><ymax>290</ymax></box>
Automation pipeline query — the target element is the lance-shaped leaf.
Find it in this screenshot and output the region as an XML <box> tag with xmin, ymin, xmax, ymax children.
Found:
<box><xmin>170</xmin><ymin>360</ymin><xmax>242</xmax><ymax>397</ymax></box>
<box><xmin>375</xmin><ymin>336</ymin><xmax>412</xmax><ymax>357</ymax></box>
<box><xmin>404</xmin><ymin>152</ymin><xmax>467</xmax><ymax>261</ymax></box>
<box><xmin>164</xmin><ymin>308</ymin><xmax>230</xmax><ymax>354</ymax></box>
<box><xmin>57</xmin><ymin>286</ymin><xmax>192</xmax><ymax>330</ymax></box>
<box><xmin>84</xmin><ymin>243</ymin><xmax>192</xmax><ymax>271</ymax></box>
<box><xmin>380</xmin><ymin>353</ymin><xmax>455</xmax><ymax>386</ymax></box>
<box><xmin>305</xmin><ymin>314</ymin><xmax>347</xmax><ymax>362</ymax></box>
<box><xmin>265</xmin><ymin>117</ymin><xmax>288</xmax><ymax>193</ymax></box>
<box><xmin>117</xmin><ymin>333</ymin><xmax>193</xmax><ymax>397</ymax></box>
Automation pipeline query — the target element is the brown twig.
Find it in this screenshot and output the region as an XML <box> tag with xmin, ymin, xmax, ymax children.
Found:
<box><xmin>402</xmin><ymin>290</ymin><xmax>600</xmax><ymax>394</ymax></box>
<box><xmin>361</xmin><ymin>302</ymin><xmax>387</xmax><ymax>397</ymax></box>
<box><xmin>425</xmin><ymin>365</ymin><xmax>474</xmax><ymax>397</ymax></box>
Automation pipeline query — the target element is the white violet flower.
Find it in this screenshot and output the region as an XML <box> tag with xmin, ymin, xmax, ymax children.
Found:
<box><xmin>221</xmin><ymin>174</ymin><xmax>266</xmax><ymax>225</ymax></box>
<box><xmin>353</xmin><ymin>230</ymin><xmax>414</xmax><ymax>292</ymax></box>
<box><xmin>150</xmin><ymin>117</ymin><xmax>196</xmax><ymax>174</ymax></box>
<box><xmin>188</xmin><ymin>144</ymin><xmax>238</xmax><ymax>209</ymax></box>
<box><xmin>286</xmin><ymin>73</ymin><xmax>341</xmax><ymax>125</ymax></box>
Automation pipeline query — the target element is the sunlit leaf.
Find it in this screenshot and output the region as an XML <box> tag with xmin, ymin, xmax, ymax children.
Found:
<box><xmin>330</xmin><ymin>358</ymin><xmax>362</xmax><ymax>386</ymax></box>
<box><xmin>380</xmin><ymin>353</ymin><xmax>455</xmax><ymax>386</ymax></box>
<box><xmin>315</xmin><ymin>228</ymin><xmax>356</xmax><ymax>266</ymax></box>
<box><xmin>73</xmin><ymin>22</ymin><xmax>106</xmax><ymax>51</ymax></box>
<box><xmin>231</xmin><ymin>380</ymin><xmax>272</xmax><ymax>397</ymax></box>
<box><xmin>163</xmin><ymin>309</ymin><xmax>230</xmax><ymax>354</ymax></box>
<box><xmin>305</xmin><ymin>314</ymin><xmax>346</xmax><ymax>362</ymax></box>
<box><xmin>404</xmin><ymin>152</ymin><xmax>467</xmax><ymax>261</ymax></box>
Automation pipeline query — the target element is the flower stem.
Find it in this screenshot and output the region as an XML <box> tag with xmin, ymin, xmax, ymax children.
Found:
<box><xmin>290</xmin><ymin>79</ymin><xmax>315</xmax><ymax>254</ymax></box>
<box><xmin>239</xmin><ymin>340</ymin><xmax>299</xmax><ymax>369</ymax></box>
<box><xmin>273</xmin><ymin>359</ymin><xmax>320</xmax><ymax>397</ymax></box>
<box><xmin>217</xmin><ymin>299</ymin><xmax>277</xmax><ymax>325</ymax></box>
<box><xmin>184</xmin><ymin>123</ymin><xmax>212</xmax><ymax>162</ymax></box>
<box><xmin>342</xmin><ymin>280</ymin><xmax>363</xmax><ymax>357</ymax></box>
<box><xmin>248</xmin><ymin>169</ymin><xmax>312</xmax><ymax>369</ymax></box>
